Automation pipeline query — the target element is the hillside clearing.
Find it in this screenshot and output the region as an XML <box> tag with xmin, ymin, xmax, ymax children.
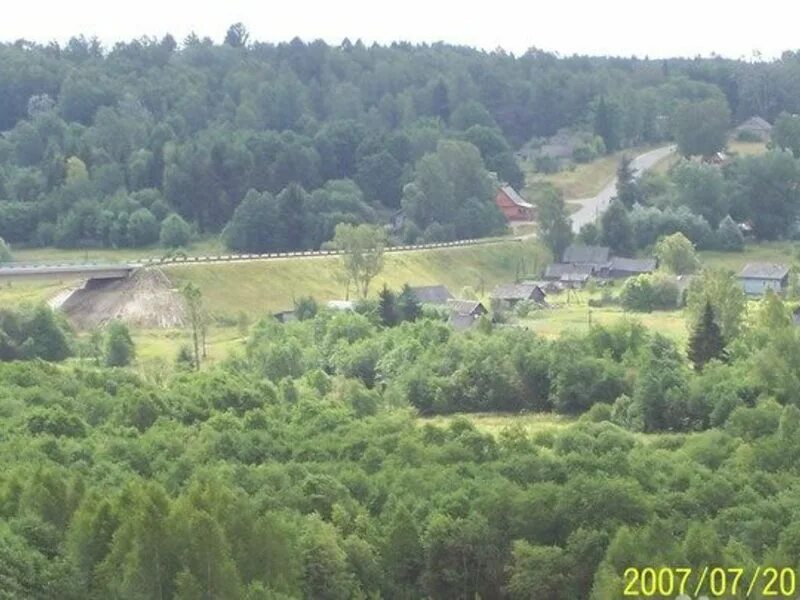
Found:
<box><xmin>522</xmin><ymin>145</ymin><xmax>656</xmax><ymax>200</ymax></box>
<box><xmin>164</xmin><ymin>240</ymin><xmax>549</xmax><ymax>319</ymax></box>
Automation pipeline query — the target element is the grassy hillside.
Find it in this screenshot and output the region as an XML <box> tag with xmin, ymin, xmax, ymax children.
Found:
<box><xmin>0</xmin><ymin>278</ymin><xmax>80</xmax><ymax>307</ymax></box>
<box><xmin>522</xmin><ymin>145</ymin><xmax>656</xmax><ymax>200</ymax></box>
<box><xmin>164</xmin><ymin>240</ymin><xmax>549</xmax><ymax>319</ymax></box>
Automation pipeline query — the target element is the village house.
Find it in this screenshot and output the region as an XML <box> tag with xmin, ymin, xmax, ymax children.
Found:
<box><xmin>447</xmin><ymin>299</ymin><xmax>488</xmax><ymax>331</ymax></box>
<box><xmin>494</xmin><ymin>185</ymin><xmax>534</xmax><ymax>221</ymax></box>
<box><xmin>543</xmin><ymin>263</ymin><xmax>593</xmax><ymax>287</ymax></box>
<box><xmin>409</xmin><ymin>284</ymin><xmax>453</xmax><ymax>305</ymax></box>
<box><xmin>734</xmin><ymin>116</ymin><xmax>772</xmax><ymax>142</ymax></box>
<box><xmin>738</xmin><ymin>263</ymin><xmax>789</xmax><ymax>295</ymax></box>
<box><xmin>561</xmin><ymin>244</ymin><xmax>611</xmax><ymax>271</ymax></box>
<box><xmin>601</xmin><ymin>256</ymin><xmax>657</xmax><ymax>279</ymax></box>
<box><xmin>490</xmin><ymin>282</ymin><xmax>547</xmax><ymax>310</ymax></box>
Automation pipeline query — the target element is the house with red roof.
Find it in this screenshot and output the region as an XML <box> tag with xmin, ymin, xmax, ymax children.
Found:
<box><xmin>494</xmin><ymin>185</ymin><xmax>534</xmax><ymax>221</ymax></box>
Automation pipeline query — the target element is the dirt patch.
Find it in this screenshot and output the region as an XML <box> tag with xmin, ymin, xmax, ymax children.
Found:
<box><xmin>61</xmin><ymin>268</ymin><xmax>187</xmax><ymax>329</ymax></box>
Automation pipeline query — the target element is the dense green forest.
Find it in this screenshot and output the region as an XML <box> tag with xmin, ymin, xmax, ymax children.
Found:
<box><xmin>5</xmin><ymin>27</ymin><xmax>800</xmax><ymax>252</ymax></box>
<box><xmin>3</xmin><ymin>282</ymin><xmax>800</xmax><ymax>597</ymax></box>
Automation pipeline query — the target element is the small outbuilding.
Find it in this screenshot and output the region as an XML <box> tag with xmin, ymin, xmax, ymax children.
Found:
<box><xmin>561</xmin><ymin>244</ymin><xmax>611</xmax><ymax>269</ymax></box>
<box><xmin>447</xmin><ymin>299</ymin><xmax>488</xmax><ymax>331</ymax></box>
<box><xmin>735</xmin><ymin>116</ymin><xmax>772</xmax><ymax>142</ymax></box>
<box><xmin>738</xmin><ymin>263</ymin><xmax>789</xmax><ymax>295</ymax></box>
<box><xmin>273</xmin><ymin>309</ymin><xmax>297</xmax><ymax>323</ymax></box>
<box><xmin>544</xmin><ymin>263</ymin><xmax>594</xmax><ymax>282</ymax></box>
<box><xmin>409</xmin><ymin>285</ymin><xmax>453</xmax><ymax>305</ymax></box>
<box><xmin>490</xmin><ymin>282</ymin><xmax>547</xmax><ymax>309</ymax></box>
<box><xmin>602</xmin><ymin>256</ymin><xmax>657</xmax><ymax>279</ymax></box>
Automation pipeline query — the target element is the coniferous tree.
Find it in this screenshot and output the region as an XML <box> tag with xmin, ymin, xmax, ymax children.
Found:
<box><xmin>616</xmin><ymin>155</ymin><xmax>640</xmax><ymax>209</ymax></box>
<box><xmin>687</xmin><ymin>300</ymin><xmax>726</xmax><ymax>370</ymax></box>
<box><xmin>378</xmin><ymin>284</ymin><xmax>397</xmax><ymax>327</ymax></box>
<box><xmin>397</xmin><ymin>284</ymin><xmax>422</xmax><ymax>322</ymax></box>
<box><xmin>601</xmin><ymin>199</ymin><xmax>634</xmax><ymax>255</ymax></box>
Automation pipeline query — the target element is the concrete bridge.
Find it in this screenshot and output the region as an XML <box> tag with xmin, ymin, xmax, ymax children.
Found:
<box><xmin>0</xmin><ymin>263</ymin><xmax>136</xmax><ymax>282</ymax></box>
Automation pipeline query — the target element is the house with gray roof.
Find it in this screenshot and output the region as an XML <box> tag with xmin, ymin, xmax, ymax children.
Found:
<box><xmin>562</xmin><ymin>244</ymin><xmax>611</xmax><ymax>268</ymax></box>
<box><xmin>544</xmin><ymin>263</ymin><xmax>594</xmax><ymax>284</ymax></box>
<box><xmin>603</xmin><ymin>256</ymin><xmax>658</xmax><ymax>279</ymax></box>
<box><xmin>490</xmin><ymin>282</ymin><xmax>547</xmax><ymax>310</ymax></box>
<box><xmin>738</xmin><ymin>263</ymin><xmax>790</xmax><ymax>295</ymax></box>
<box><xmin>409</xmin><ymin>285</ymin><xmax>453</xmax><ymax>305</ymax></box>
<box><xmin>447</xmin><ymin>299</ymin><xmax>488</xmax><ymax>331</ymax></box>
<box><xmin>735</xmin><ymin>116</ymin><xmax>772</xmax><ymax>141</ymax></box>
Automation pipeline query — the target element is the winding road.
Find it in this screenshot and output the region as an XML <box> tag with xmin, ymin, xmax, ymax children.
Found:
<box><xmin>568</xmin><ymin>145</ymin><xmax>675</xmax><ymax>233</ymax></box>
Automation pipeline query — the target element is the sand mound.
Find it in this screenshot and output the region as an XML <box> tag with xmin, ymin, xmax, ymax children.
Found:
<box><xmin>61</xmin><ymin>268</ymin><xmax>187</xmax><ymax>329</ymax></box>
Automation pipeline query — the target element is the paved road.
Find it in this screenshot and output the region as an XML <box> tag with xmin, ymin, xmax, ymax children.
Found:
<box><xmin>569</xmin><ymin>145</ymin><xmax>675</xmax><ymax>233</ymax></box>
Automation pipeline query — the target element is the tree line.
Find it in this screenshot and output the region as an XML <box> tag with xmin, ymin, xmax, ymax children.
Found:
<box><xmin>4</xmin><ymin>29</ymin><xmax>800</xmax><ymax>252</ymax></box>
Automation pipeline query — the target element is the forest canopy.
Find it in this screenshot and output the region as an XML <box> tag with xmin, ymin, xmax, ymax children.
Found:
<box><xmin>2</xmin><ymin>30</ymin><xmax>799</xmax><ymax>252</ymax></box>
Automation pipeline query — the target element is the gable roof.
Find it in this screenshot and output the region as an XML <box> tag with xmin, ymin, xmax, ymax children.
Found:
<box><xmin>736</xmin><ymin>116</ymin><xmax>772</xmax><ymax>132</ymax></box>
<box><xmin>447</xmin><ymin>299</ymin><xmax>487</xmax><ymax>316</ymax></box>
<box><xmin>499</xmin><ymin>185</ymin><xmax>533</xmax><ymax>209</ymax></box>
<box><xmin>609</xmin><ymin>256</ymin><xmax>657</xmax><ymax>273</ymax></box>
<box><xmin>544</xmin><ymin>263</ymin><xmax>594</xmax><ymax>279</ymax></box>
<box><xmin>562</xmin><ymin>244</ymin><xmax>611</xmax><ymax>264</ymax></box>
<box><xmin>739</xmin><ymin>262</ymin><xmax>790</xmax><ymax>280</ymax></box>
<box><xmin>409</xmin><ymin>284</ymin><xmax>453</xmax><ymax>305</ymax></box>
<box><xmin>491</xmin><ymin>282</ymin><xmax>545</xmax><ymax>301</ymax></box>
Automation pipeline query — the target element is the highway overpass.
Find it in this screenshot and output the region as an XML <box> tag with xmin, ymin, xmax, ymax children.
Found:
<box><xmin>0</xmin><ymin>263</ymin><xmax>136</xmax><ymax>281</ymax></box>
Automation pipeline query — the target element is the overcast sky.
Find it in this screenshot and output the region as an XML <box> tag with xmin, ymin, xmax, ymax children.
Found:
<box><xmin>2</xmin><ymin>0</ymin><xmax>798</xmax><ymax>60</ymax></box>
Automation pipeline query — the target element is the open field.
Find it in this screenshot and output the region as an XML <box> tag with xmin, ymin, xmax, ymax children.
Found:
<box><xmin>165</xmin><ymin>239</ymin><xmax>549</xmax><ymax>319</ymax></box>
<box><xmin>727</xmin><ymin>140</ymin><xmax>768</xmax><ymax>157</ymax></box>
<box><xmin>700</xmin><ymin>241</ymin><xmax>795</xmax><ymax>272</ymax></box>
<box><xmin>132</xmin><ymin>326</ymin><xmax>245</xmax><ymax>367</ymax></box>
<box><xmin>518</xmin><ymin>288</ymin><xmax>689</xmax><ymax>344</ymax></box>
<box><xmin>0</xmin><ymin>277</ymin><xmax>82</xmax><ymax>307</ymax></box>
<box><xmin>522</xmin><ymin>145</ymin><xmax>656</xmax><ymax>200</ymax></box>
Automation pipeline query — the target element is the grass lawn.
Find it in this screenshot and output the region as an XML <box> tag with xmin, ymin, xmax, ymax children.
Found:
<box><xmin>0</xmin><ymin>277</ymin><xmax>80</xmax><ymax>307</ymax></box>
<box><xmin>700</xmin><ymin>241</ymin><xmax>795</xmax><ymax>272</ymax></box>
<box><xmin>132</xmin><ymin>326</ymin><xmax>245</xmax><ymax>367</ymax></box>
<box><xmin>515</xmin><ymin>287</ymin><xmax>689</xmax><ymax>344</ymax></box>
<box><xmin>523</xmin><ymin>145</ymin><xmax>656</xmax><ymax>200</ymax></box>
<box><xmin>419</xmin><ymin>412</ymin><xmax>576</xmax><ymax>437</ymax></box>
<box><xmin>165</xmin><ymin>239</ymin><xmax>550</xmax><ymax>319</ymax></box>
<box><xmin>727</xmin><ymin>140</ymin><xmax>768</xmax><ymax>157</ymax></box>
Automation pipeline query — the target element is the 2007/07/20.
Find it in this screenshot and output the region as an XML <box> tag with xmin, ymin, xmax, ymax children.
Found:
<box><xmin>624</xmin><ymin>565</ymin><xmax>797</xmax><ymax>598</ymax></box>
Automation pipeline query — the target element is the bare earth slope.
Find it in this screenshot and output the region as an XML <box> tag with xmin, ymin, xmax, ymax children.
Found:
<box><xmin>61</xmin><ymin>268</ymin><xmax>187</xmax><ymax>329</ymax></box>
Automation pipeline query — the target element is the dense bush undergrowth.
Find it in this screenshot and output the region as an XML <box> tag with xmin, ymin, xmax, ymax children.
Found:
<box><xmin>3</xmin><ymin>302</ymin><xmax>800</xmax><ymax>597</ymax></box>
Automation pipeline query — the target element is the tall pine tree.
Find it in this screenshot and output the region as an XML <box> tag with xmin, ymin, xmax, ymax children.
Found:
<box><xmin>378</xmin><ymin>284</ymin><xmax>398</xmax><ymax>327</ymax></box>
<box><xmin>687</xmin><ymin>300</ymin><xmax>726</xmax><ymax>370</ymax></box>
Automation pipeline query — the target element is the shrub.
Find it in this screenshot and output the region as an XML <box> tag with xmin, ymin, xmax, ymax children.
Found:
<box><xmin>159</xmin><ymin>213</ymin><xmax>192</xmax><ymax>248</ymax></box>
<box><xmin>714</xmin><ymin>215</ymin><xmax>745</xmax><ymax>251</ymax></box>
<box><xmin>620</xmin><ymin>274</ymin><xmax>679</xmax><ymax>312</ymax></box>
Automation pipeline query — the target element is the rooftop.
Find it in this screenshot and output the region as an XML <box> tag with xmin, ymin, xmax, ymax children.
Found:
<box><xmin>409</xmin><ymin>284</ymin><xmax>453</xmax><ymax>305</ymax></box>
<box><xmin>491</xmin><ymin>282</ymin><xmax>545</xmax><ymax>301</ymax></box>
<box><xmin>499</xmin><ymin>185</ymin><xmax>533</xmax><ymax>209</ymax></box>
<box><xmin>608</xmin><ymin>256</ymin><xmax>657</xmax><ymax>273</ymax></box>
<box><xmin>447</xmin><ymin>299</ymin><xmax>487</xmax><ymax>316</ymax></box>
<box><xmin>545</xmin><ymin>263</ymin><xmax>594</xmax><ymax>279</ymax></box>
<box><xmin>739</xmin><ymin>262</ymin><xmax>790</xmax><ymax>280</ymax></box>
<box><xmin>562</xmin><ymin>244</ymin><xmax>611</xmax><ymax>265</ymax></box>
<box><xmin>736</xmin><ymin>116</ymin><xmax>772</xmax><ymax>131</ymax></box>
